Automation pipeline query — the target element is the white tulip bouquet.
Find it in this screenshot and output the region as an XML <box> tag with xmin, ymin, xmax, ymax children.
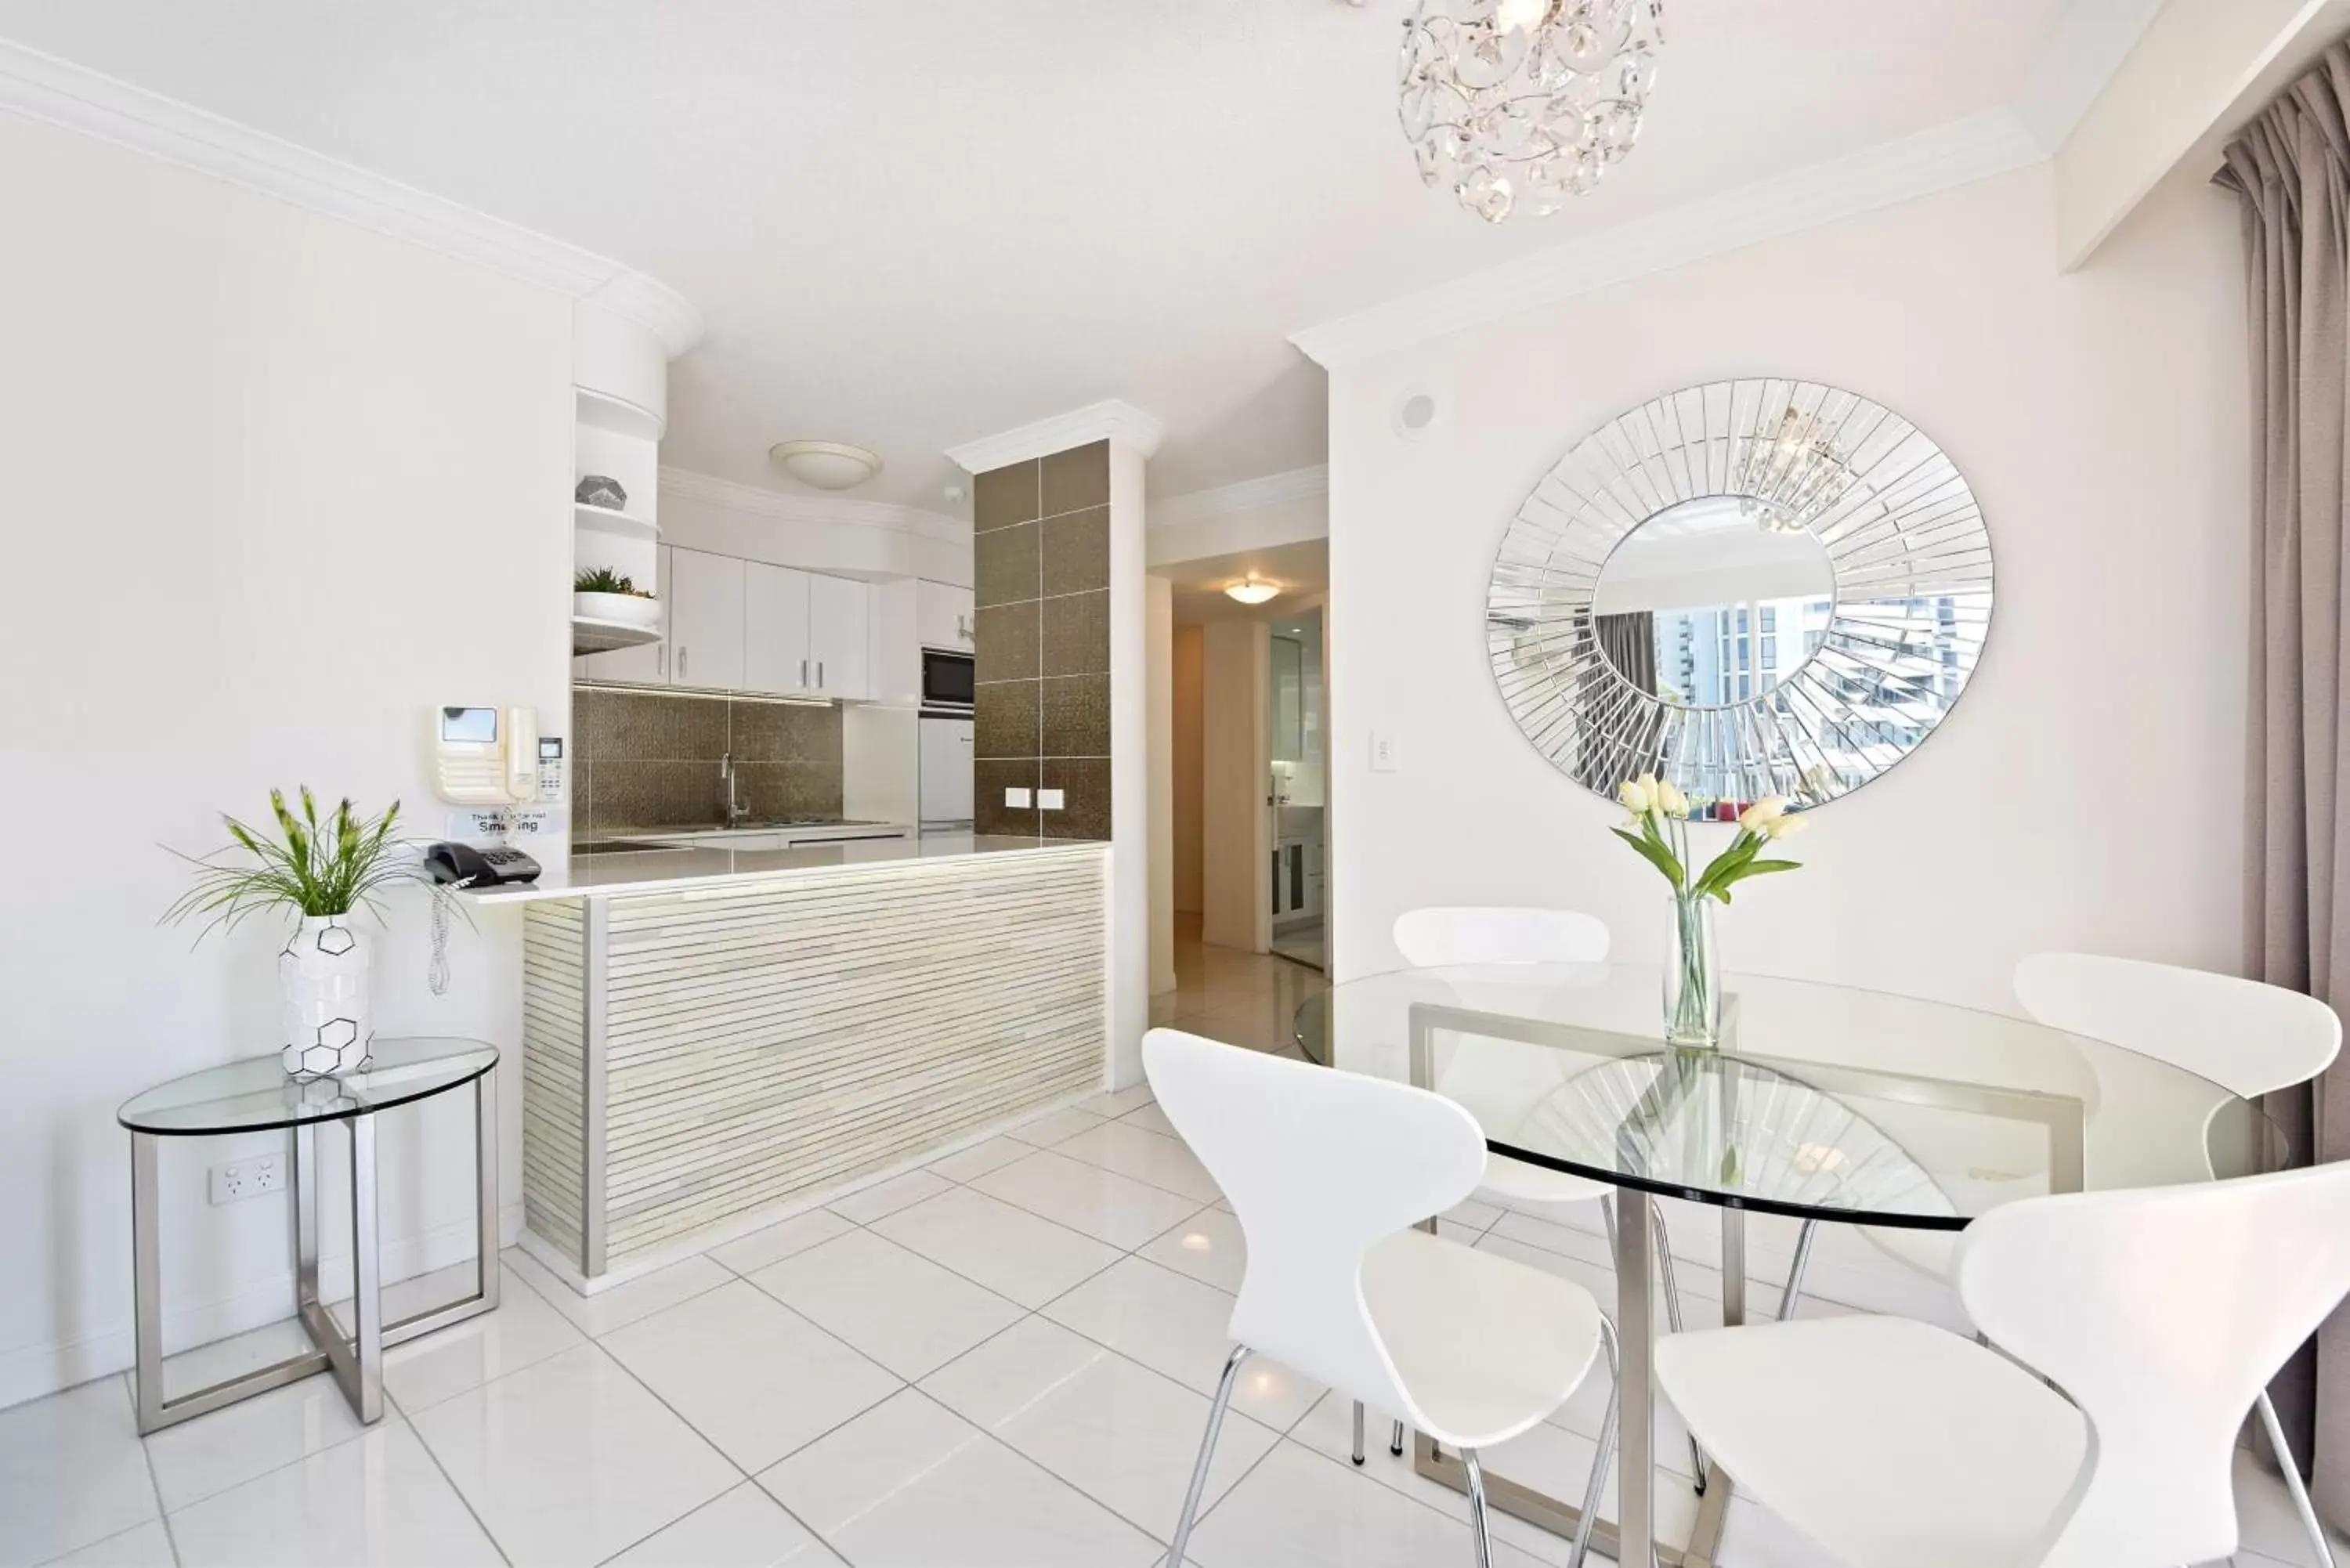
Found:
<box><xmin>1610</xmin><ymin>774</ymin><xmax>1808</xmax><ymax>1048</ymax></box>
<box><xmin>1611</xmin><ymin>775</ymin><xmax>1808</xmax><ymax>905</ymax></box>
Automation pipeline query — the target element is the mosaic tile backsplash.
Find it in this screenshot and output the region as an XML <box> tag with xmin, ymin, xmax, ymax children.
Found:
<box><xmin>572</xmin><ymin>685</ymin><xmax>843</xmax><ymax>835</ymax></box>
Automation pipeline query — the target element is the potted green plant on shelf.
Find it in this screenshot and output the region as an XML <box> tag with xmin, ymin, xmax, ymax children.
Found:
<box><xmin>574</xmin><ymin>566</ymin><xmax>660</xmax><ymax>629</ymax></box>
<box><xmin>1611</xmin><ymin>775</ymin><xmax>1808</xmax><ymax>1050</ymax></box>
<box><xmin>164</xmin><ymin>789</ymin><xmax>419</xmax><ymax>1079</ymax></box>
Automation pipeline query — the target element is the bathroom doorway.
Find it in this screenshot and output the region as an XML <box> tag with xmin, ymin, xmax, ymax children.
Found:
<box><xmin>1267</xmin><ymin>607</ymin><xmax>1325</xmax><ymax>971</ymax></box>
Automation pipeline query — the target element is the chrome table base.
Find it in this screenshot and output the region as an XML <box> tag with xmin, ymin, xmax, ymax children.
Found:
<box><xmin>128</xmin><ymin>1073</ymin><xmax>499</xmax><ymax>1436</ymax></box>
<box><xmin>1411</xmin><ymin>1191</ymin><xmax>1748</xmax><ymax>1568</ymax></box>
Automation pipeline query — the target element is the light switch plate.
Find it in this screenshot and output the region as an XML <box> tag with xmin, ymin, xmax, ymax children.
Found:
<box><xmin>1370</xmin><ymin>732</ymin><xmax>1403</xmax><ymax>772</ymax></box>
<box><xmin>1038</xmin><ymin>788</ymin><xmax>1066</xmax><ymax>810</ymax></box>
<box><xmin>1006</xmin><ymin>787</ymin><xmax>1032</xmax><ymax>807</ymax></box>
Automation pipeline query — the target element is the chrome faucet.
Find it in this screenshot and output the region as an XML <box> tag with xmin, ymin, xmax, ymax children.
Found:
<box><xmin>719</xmin><ymin>752</ymin><xmax>752</xmax><ymax>826</ymax></box>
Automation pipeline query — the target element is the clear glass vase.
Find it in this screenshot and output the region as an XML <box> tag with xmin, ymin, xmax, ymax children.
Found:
<box><xmin>1663</xmin><ymin>891</ymin><xmax>1721</xmax><ymax>1050</ymax></box>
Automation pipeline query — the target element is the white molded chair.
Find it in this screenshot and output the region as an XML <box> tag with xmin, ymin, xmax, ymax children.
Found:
<box><xmin>1387</xmin><ymin>907</ymin><xmax>1708</xmax><ymax>1482</ymax></box>
<box><xmin>1818</xmin><ymin>953</ymin><xmax>2343</xmax><ymax>1566</ymax></box>
<box><xmin>1654</xmin><ymin>1161</ymin><xmax>2350</xmax><ymax>1568</ymax></box>
<box><xmin>1145</xmin><ymin>1028</ymin><xmax>1618</xmax><ymax>1568</ymax></box>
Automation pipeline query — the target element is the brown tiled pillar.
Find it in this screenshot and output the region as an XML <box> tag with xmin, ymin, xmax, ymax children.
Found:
<box><xmin>952</xmin><ymin>402</ymin><xmax>1159</xmax><ymax>1090</ymax></box>
<box><xmin>971</xmin><ymin>440</ymin><xmax>1112</xmax><ymax>840</ymax></box>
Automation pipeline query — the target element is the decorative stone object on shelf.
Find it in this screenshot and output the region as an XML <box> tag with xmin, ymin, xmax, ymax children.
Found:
<box><xmin>280</xmin><ymin>916</ymin><xmax>373</xmax><ymax>1078</ymax></box>
<box><xmin>575</xmin><ymin>474</ymin><xmax>629</xmax><ymax>509</ymax></box>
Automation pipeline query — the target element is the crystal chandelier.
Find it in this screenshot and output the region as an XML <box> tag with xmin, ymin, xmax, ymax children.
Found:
<box><xmin>1398</xmin><ymin>0</ymin><xmax>1665</xmax><ymax>223</ymax></box>
<box><xmin>1735</xmin><ymin>407</ymin><xmax>1856</xmax><ymax>536</ymax></box>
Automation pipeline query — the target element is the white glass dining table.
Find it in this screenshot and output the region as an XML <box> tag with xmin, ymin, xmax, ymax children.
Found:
<box><xmin>1296</xmin><ymin>963</ymin><xmax>2278</xmax><ymax>1568</ymax></box>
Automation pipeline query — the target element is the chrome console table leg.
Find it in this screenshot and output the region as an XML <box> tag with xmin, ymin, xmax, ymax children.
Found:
<box><xmin>475</xmin><ymin>1072</ymin><xmax>501</xmax><ymax>1310</ymax></box>
<box><xmin>347</xmin><ymin>1115</ymin><xmax>383</xmax><ymax>1422</ymax></box>
<box><xmin>126</xmin><ymin>1070</ymin><xmax>502</xmax><ymax>1437</ymax></box>
<box><xmin>129</xmin><ymin>1133</ymin><xmax>168</xmax><ymax>1436</ymax></box>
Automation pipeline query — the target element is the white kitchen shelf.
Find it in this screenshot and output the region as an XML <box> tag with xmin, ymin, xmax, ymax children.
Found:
<box><xmin>573</xmin><ymin>616</ymin><xmax>663</xmax><ymax>656</ymax></box>
<box><xmin>574</xmin><ymin>500</ymin><xmax>660</xmax><ymax>540</ymax></box>
<box><xmin>576</xmin><ymin>386</ymin><xmax>664</xmax><ymax>442</ymax></box>
<box><xmin>576</xmin><ymin>385</ymin><xmax>667</xmax><ymax>444</ymax></box>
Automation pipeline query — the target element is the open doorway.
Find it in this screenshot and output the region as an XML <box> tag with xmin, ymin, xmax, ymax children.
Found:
<box><xmin>1267</xmin><ymin>607</ymin><xmax>1325</xmax><ymax>970</ymax></box>
<box><xmin>1158</xmin><ymin>539</ymin><xmax>1329</xmax><ymax>988</ymax></box>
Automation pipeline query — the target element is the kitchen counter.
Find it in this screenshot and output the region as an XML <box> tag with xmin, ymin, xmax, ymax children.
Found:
<box><xmin>468</xmin><ymin>833</ymin><xmax>1098</xmax><ymax>904</ymax></box>
<box><xmin>515</xmin><ymin>830</ymin><xmax>1108</xmax><ymax>1284</ymax></box>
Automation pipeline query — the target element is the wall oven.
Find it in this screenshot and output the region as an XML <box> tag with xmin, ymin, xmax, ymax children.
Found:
<box><xmin>921</xmin><ymin>648</ymin><xmax>974</xmax><ymax>713</ymax></box>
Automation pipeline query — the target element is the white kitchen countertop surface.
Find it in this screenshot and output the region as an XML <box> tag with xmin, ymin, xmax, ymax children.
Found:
<box><xmin>462</xmin><ymin>833</ymin><xmax>1104</xmax><ymax>904</ymax></box>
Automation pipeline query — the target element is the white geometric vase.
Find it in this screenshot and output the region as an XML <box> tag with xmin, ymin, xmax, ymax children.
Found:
<box><xmin>280</xmin><ymin>915</ymin><xmax>373</xmax><ymax>1079</ymax></box>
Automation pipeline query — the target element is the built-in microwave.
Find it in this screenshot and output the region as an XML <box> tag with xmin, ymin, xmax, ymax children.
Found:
<box><xmin>920</xmin><ymin>648</ymin><xmax>974</xmax><ymax>712</ymax></box>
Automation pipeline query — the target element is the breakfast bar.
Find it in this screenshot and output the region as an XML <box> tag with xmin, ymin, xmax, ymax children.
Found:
<box><xmin>472</xmin><ymin>836</ymin><xmax>1109</xmax><ymax>1287</ymax></box>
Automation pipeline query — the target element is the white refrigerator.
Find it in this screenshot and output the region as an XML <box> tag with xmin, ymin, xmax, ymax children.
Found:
<box><xmin>919</xmin><ymin>714</ymin><xmax>974</xmax><ymax>834</ymax></box>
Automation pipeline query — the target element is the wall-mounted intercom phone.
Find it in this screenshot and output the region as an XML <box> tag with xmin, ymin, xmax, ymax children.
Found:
<box><xmin>432</xmin><ymin>706</ymin><xmax>540</xmax><ymax>805</ymax></box>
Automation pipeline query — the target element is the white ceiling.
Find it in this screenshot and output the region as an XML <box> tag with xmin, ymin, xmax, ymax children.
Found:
<box><xmin>0</xmin><ymin>1</ymin><xmax>2072</xmax><ymax>507</ymax></box>
<box><xmin>1162</xmin><ymin>540</ymin><xmax>1329</xmax><ymax>627</ymax></box>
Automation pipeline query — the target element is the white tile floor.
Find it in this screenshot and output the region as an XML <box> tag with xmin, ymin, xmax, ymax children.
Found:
<box><xmin>4</xmin><ymin>926</ymin><xmax>2338</xmax><ymax>1567</ymax></box>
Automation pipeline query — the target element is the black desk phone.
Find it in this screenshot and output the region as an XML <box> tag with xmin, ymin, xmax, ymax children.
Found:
<box><xmin>425</xmin><ymin>841</ymin><xmax>541</xmax><ymax>887</ymax></box>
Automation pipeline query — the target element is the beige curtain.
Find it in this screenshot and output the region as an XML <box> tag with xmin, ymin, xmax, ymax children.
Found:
<box><xmin>2218</xmin><ymin>39</ymin><xmax>2350</xmax><ymax>1519</ymax></box>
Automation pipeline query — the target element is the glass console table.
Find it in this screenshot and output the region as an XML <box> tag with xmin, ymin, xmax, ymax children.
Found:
<box><xmin>1299</xmin><ymin>964</ymin><xmax>2276</xmax><ymax>1568</ymax></box>
<box><xmin>117</xmin><ymin>1037</ymin><xmax>501</xmax><ymax>1435</ymax></box>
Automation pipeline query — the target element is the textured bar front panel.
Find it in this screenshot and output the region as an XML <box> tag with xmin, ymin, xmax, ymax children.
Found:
<box><xmin>521</xmin><ymin>900</ymin><xmax>588</xmax><ymax>1267</ymax></box>
<box><xmin>522</xmin><ymin>847</ymin><xmax>1108</xmax><ymax>1272</ymax></box>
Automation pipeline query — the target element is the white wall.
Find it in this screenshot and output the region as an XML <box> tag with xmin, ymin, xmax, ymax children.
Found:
<box><xmin>1329</xmin><ymin>164</ymin><xmax>2250</xmax><ymax>1006</ymax></box>
<box><xmin>1146</xmin><ymin>477</ymin><xmax>1327</xmax><ymax>569</ymax></box>
<box><xmin>1202</xmin><ymin>620</ymin><xmax>1271</xmax><ymax>953</ymax></box>
<box><xmin>1147</xmin><ymin>576</ymin><xmax>1177</xmax><ymax>994</ymax></box>
<box><xmin>0</xmin><ymin>110</ymin><xmax>573</xmax><ymax>1405</ymax></box>
<box><xmin>1172</xmin><ymin>625</ymin><xmax>1206</xmax><ymax>915</ymax></box>
<box><xmin>1106</xmin><ymin>439</ymin><xmax>1153</xmax><ymax>1086</ymax></box>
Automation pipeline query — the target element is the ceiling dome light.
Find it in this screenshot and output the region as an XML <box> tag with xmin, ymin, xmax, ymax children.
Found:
<box><xmin>1225</xmin><ymin>577</ymin><xmax>1282</xmax><ymax>605</ymax></box>
<box><xmin>768</xmin><ymin>440</ymin><xmax>883</xmax><ymax>491</ymax></box>
<box><xmin>1399</xmin><ymin>0</ymin><xmax>1666</xmax><ymax>223</ymax></box>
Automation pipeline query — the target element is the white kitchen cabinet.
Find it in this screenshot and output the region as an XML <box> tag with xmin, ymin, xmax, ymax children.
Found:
<box><xmin>668</xmin><ymin>548</ymin><xmax>746</xmax><ymax>692</ymax></box>
<box><xmin>575</xmin><ymin>544</ymin><xmax>672</xmax><ymax>684</ymax></box>
<box><xmin>916</xmin><ymin>580</ymin><xmax>975</xmax><ymax>651</ymax></box>
<box><xmin>744</xmin><ymin>562</ymin><xmax>815</xmax><ymax>695</ymax></box>
<box><xmin>866</xmin><ymin>579</ymin><xmax>921</xmax><ymax>705</ymax></box>
<box><xmin>808</xmin><ymin>573</ymin><xmax>870</xmax><ymax>699</ymax></box>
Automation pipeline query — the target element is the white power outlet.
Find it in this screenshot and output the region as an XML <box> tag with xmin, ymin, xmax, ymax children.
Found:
<box><xmin>210</xmin><ymin>1154</ymin><xmax>286</xmax><ymax>1205</ymax></box>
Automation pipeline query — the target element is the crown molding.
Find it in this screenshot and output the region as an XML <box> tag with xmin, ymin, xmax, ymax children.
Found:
<box><xmin>660</xmin><ymin>467</ymin><xmax>967</xmax><ymax>544</ymax></box>
<box><xmin>1290</xmin><ymin>109</ymin><xmax>2044</xmax><ymax>371</ymax></box>
<box><xmin>945</xmin><ymin>399</ymin><xmax>1167</xmax><ymax>473</ymax></box>
<box><xmin>2012</xmin><ymin>0</ymin><xmax>2165</xmax><ymax>154</ymax></box>
<box><xmin>0</xmin><ymin>37</ymin><xmax>705</xmax><ymax>357</ymax></box>
<box><xmin>1152</xmin><ymin>464</ymin><xmax>1329</xmax><ymax>529</ymax></box>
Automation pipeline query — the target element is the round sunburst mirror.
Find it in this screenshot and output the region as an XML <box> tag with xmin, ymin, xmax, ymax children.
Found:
<box><xmin>1487</xmin><ymin>378</ymin><xmax>1994</xmax><ymax>810</ymax></box>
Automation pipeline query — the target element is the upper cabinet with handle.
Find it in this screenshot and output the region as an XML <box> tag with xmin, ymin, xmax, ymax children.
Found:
<box><xmin>744</xmin><ymin>561</ymin><xmax>814</xmax><ymax>695</ymax></box>
<box><xmin>667</xmin><ymin>548</ymin><xmax>746</xmax><ymax>692</ymax></box>
<box><xmin>808</xmin><ymin>573</ymin><xmax>870</xmax><ymax>700</ymax></box>
<box><xmin>584</xmin><ymin>545</ymin><xmax>871</xmax><ymax>703</ymax></box>
<box><xmin>916</xmin><ymin>580</ymin><xmax>975</xmax><ymax>651</ymax></box>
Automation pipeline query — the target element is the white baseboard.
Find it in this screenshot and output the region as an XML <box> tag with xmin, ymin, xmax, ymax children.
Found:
<box><xmin>0</xmin><ymin>1202</ymin><xmax>523</xmax><ymax>1413</ymax></box>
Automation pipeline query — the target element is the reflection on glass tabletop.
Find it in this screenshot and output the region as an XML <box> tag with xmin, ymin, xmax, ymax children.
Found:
<box><xmin>1294</xmin><ymin>966</ymin><xmax>2275</xmax><ymax>1229</ymax></box>
<box><xmin>118</xmin><ymin>1037</ymin><xmax>499</xmax><ymax>1136</ymax></box>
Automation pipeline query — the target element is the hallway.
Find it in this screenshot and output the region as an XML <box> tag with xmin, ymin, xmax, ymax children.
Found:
<box><xmin>1148</xmin><ymin>912</ymin><xmax>1329</xmax><ymax>1058</ymax></box>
